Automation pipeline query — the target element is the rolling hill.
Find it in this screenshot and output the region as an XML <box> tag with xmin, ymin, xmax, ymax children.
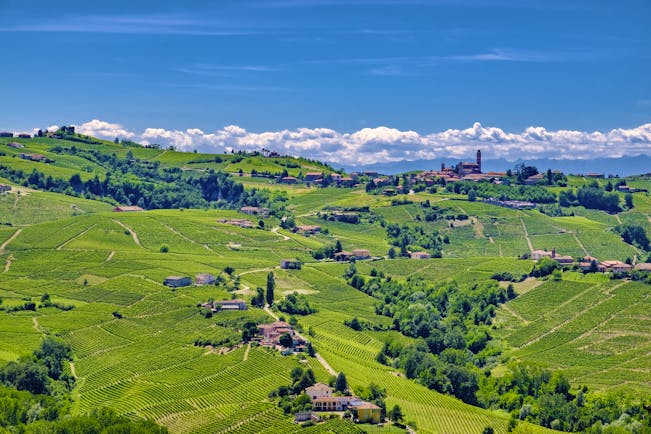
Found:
<box><xmin>0</xmin><ymin>133</ymin><xmax>650</xmax><ymax>433</ymax></box>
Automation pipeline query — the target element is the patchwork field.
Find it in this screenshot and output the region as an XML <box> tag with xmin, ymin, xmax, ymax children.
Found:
<box><xmin>1</xmin><ymin>150</ymin><xmax>650</xmax><ymax>433</ymax></box>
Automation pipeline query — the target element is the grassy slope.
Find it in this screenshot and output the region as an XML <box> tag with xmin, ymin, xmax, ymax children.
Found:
<box><xmin>1</xmin><ymin>139</ymin><xmax>651</xmax><ymax>432</ymax></box>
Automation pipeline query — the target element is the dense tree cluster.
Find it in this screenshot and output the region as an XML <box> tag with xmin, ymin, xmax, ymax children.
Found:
<box><xmin>269</xmin><ymin>367</ymin><xmax>316</xmax><ymax>415</ymax></box>
<box><xmin>345</xmin><ymin>271</ymin><xmax>513</xmax><ymax>405</ymax></box>
<box><xmin>0</xmin><ymin>338</ymin><xmax>167</xmax><ymax>432</ymax></box>
<box><xmin>559</xmin><ymin>183</ymin><xmax>621</xmax><ymax>213</ymax></box>
<box><xmin>0</xmin><ymin>145</ymin><xmax>270</xmax><ymax>210</ymax></box>
<box><xmin>276</xmin><ymin>292</ymin><xmax>317</xmax><ymax>315</ymax></box>
<box><xmin>385</xmin><ymin>223</ymin><xmax>444</xmax><ymax>257</ymax></box>
<box><xmin>614</xmin><ymin>224</ymin><xmax>650</xmax><ymax>251</ymax></box>
<box><xmin>478</xmin><ymin>364</ymin><xmax>650</xmax><ymax>432</ymax></box>
<box><xmin>446</xmin><ymin>181</ymin><xmax>557</xmax><ymax>204</ymax></box>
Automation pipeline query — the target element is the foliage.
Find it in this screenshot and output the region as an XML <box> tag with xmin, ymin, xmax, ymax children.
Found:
<box><xmin>276</xmin><ymin>292</ymin><xmax>317</xmax><ymax>315</ymax></box>
<box><xmin>614</xmin><ymin>224</ymin><xmax>650</xmax><ymax>250</ymax></box>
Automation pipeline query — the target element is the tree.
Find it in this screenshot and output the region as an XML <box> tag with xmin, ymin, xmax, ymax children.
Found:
<box><xmin>388</xmin><ymin>247</ymin><xmax>396</xmax><ymax>259</ymax></box>
<box><xmin>279</xmin><ymin>332</ymin><xmax>293</xmax><ymax>348</ymax></box>
<box><xmin>388</xmin><ymin>404</ymin><xmax>403</xmax><ymax>423</ymax></box>
<box><xmin>335</xmin><ymin>372</ymin><xmax>348</xmax><ymax>393</ymax></box>
<box><xmin>468</xmin><ymin>189</ymin><xmax>477</xmax><ymax>202</ymax></box>
<box><xmin>625</xmin><ymin>193</ymin><xmax>634</xmax><ymax>209</ymax></box>
<box><xmin>334</xmin><ymin>239</ymin><xmax>343</xmax><ymax>253</ymax></box>
<box><xmin>266</xmin><ymin>272</ymin><xmax>275</xmax><ymax>306</ymax></box>
<box><xmin>242</xmin><ymin>321</ymin><xmax>258</xmax><ymax>342</ymax></box>
<box><xmin>251</xmin><ymin>287</ymin><xmax>265</xmax><ymax>308</ymax></box>
<box><xmin>306</xmin><ymin>342</ymin><xmax>316</xmax><ymax>357</ymax></box>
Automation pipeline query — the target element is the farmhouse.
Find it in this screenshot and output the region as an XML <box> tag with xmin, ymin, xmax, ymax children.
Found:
<box><xmin>163</xmin><ymin>276</ymin><xmax>192</xmax><ymax>288</ymax></box>
<box><xmin>19</xmin><ymin>153</ymin><xmax>48</xmax><ymax>162</ymax></box>
<box><xmin>280</xmin><ymin>259</ymin><xmax>301</xmax><ymax>269</ymax></box>
<box><xmin>634</xmin><ymin>263</ymin><xmax>651</xmax><ymax>271</ymax></box>
<box><xmin>306</xmin><ymin>383</ymin><xmax>333</xmax><ymax>400</ymax></box>
<box><xmin>295</xmin><ymin>225</ymin><xmax>321</xmax><ymax>235</ymax></box>
<box><xmin>532</xmin><ymin>248</ymin><xmax>573</xmax><ymax>264</ymax></box>
<box><xmin>600</xmin><ymin>260</ymin><xmax>632</xmax><ymax>272</ymax></box>
<box><xmin>410</xmin><ymin>251</ymin><xmax>430</xmax><ymax>260</ymax></box>
<box><xmin>350</xmin><ymin>402</ymin><xmax>382</xmax><ymax>424</ymax></box>
<box><xmin>257</xmin><ymin>321</ymin><xmax>294</xmax><ymax>346</ymax></box>
<box><xmin>240</xmin><ymin>206</ymin><xmax>269</xmax><ymax>217</ymax></box>
<box><xmin>195</xmin><ymin>273</ymin><xmax>215</xmax><ymax>285</ymax></box>
<box><xmin>334</xmin><ymin>251</ymin><xmax>353</xmax><ymax>261</ymax></box>
<box><xmin>6</xmin><ymin>142</ymin><xmax>24</xmax><ymax>149</ymax></box>
<box><xmin>524</xmin><ymin>174</ymin><xmax>545</xmax><ymax>185</ymax></box>
<box><xmin>280</xmin><ymin>176</ymin><xmax>298</xmax><ymax>184</ymax></box>
<box><xmin>304</xmin><ymin>172</ymin><xmax>323</xmax><ymax>182</ymax></box>
<box><xmin>579</xmin><ymin>256</ymin><xmax>604</xmax><ymax>272</ymax></box>
<box><xmin>113</xmin><ymin>206</ymin><xmax>144</xmax><ymax>212</ymax></box>
<box><xmin>0</xmin><ymin>132</ymin><xmax>13</xmax><ymax>138</ymax></box>
<box><xmin>0</xmin><ymin>184</ymin><xmax>11</xmax><ymax>193</ymax></box>
<box><xmin>312</xmin><ymin>397</ymin><xmax>351</xmax><ymax>412</ymax></box>
<box><xmin>217</xmin><ymin>218</ymin><xmax>254</xmax><ymax>228</ymax></box>
<box><xmin>352</xmin><ymin>249</ymin><xmax>371</xmax><ymax>260</ymax></box>
<box><xmin>17</xmin><ymin>133</ymin><xmax>31</xmax><ymax>139</ymax></box>
<box><xmin>215</xmin><ymin>299</ymin><xmax>247</xmax><ymax>311</ymax></box>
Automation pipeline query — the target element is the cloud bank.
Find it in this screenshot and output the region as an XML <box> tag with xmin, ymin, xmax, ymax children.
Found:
<box><xmin>72</xmin><ymin>119</ymin><xmax>651</xmax><ymax>166</ymax></box>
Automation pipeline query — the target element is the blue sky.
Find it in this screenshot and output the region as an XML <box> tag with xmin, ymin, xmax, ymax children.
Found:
<box><xmin>1</xmin><ymin>0</ymin><xmax>650</xmax><ymax>163</ymax></box>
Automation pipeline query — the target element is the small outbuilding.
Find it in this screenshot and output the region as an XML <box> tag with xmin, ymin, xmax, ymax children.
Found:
<box><xmin>163</xmin><ymin>276</ymin><xmax>192</xmax><ymax>288</ymax></box>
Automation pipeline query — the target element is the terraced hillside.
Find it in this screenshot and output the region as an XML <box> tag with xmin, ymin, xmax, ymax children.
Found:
<box><xmin>1</xmin><ymin>136</ymin><xmax>651</xmax><ymax>433</ymax></box>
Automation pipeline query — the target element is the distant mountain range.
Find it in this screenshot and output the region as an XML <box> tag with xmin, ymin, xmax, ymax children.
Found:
<box><xmin>335</xmin><ymin>155</ymin><xmax>651</xmax><ymax>177</ymax></box>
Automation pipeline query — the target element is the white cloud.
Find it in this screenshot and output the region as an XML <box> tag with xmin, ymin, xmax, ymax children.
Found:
<box><xmin>74</xmin><ymin>119</ymin><xmax>136</xmax><ymax>140</ymax></box>
<box><xmin>66</xmin><ymin>119</ymin><xmax>651</xmax><ymax>165</ymax></box>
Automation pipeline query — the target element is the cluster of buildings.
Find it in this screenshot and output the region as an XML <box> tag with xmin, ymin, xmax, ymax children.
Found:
<box><xmin>257</xmin><ymin>321</ymin><xmax>306</xmax><ymax>352</ymax></box>
<box><xmin>413</xmin><ymin>150</ymin><xmax>507</xmax><ymax>185</ymax></box>
<box><xmin>163</xmin><ymin>273</ymin><xmax>217</xmax><ymax>288</ymax></box>
<box><xmin>19</xmin><ymin>153</ymin><xmax>52</xmax><ymax>163</ymax></box>
<box><xmin>294</xmin><ymin>383</ymin><xmax>381</xmax><ymax>424</ymax></box>
<box><xmin>217</xmin><ymin>218</ymin><xmax>255</xmax><ymax>229</ymax></box>
<box><xmin>0</xmin><ymin>132</ymin><xmax>31</xmax><ymax>138</ymax></box>
<box><xmin>333</xmin><ymin>249</ymin><xmax>372</xmax><ymax>261</ymax></box>
<box><xmin>6</xmin><ymin>142</ymin><xmax>24</xmax><ymax>149</ymax></box>
<box><xmin>0</xmin><ymin>184</ymin><xmax>12</xmax><ymax>194</ymax></box>
<box><xmin>532</xmin><ymin>249</ymin><xmax>650</xmax><ymax>274</ymax></box>
<box><xmin>240</xmin><ymin>206</ymin><xmax>270</xmax><ymax>217</ymax></box>
<box><xmin>295</xmin><ymin>225</ymin><xmax>321</xmax><ymax>235</ymax></box>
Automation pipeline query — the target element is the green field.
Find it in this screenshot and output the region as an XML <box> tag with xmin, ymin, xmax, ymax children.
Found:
<box><xmin>1</xmin><ymin>136</ymin><xmax>650</xmax><ymax>433</ymax></box>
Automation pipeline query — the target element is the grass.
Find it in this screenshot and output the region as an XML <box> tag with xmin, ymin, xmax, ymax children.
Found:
<box><xmin>1</xmin><ymin>139</ymin><xmax>651</xmax><ymax>432</ymax></box>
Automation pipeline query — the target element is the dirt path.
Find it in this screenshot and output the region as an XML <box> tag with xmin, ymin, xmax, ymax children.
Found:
<box><xmin>243</xmin><ymin>343</ymin><xmax>251</xmax><ymax>361</ymax></box>
<box><xmin>264</xmin><ymin>306</ymin><xmax>337</xmax><ymax>376</ymax></box>
<box><xmin>69</xmin><ymin>362</ymin><xmax>77</xmax><ymax>379</ymax></box>
<box><xmin>239</xmin><ymin>266</ymin><xmax>276</xmax><ymax>277</ymax></box>
<box><xmin>56</xmin><ymin>225</ymin><xmax>95</xmax><ymax>250</ymax></box>
<box><xmin>112</xmin><ymin>220</ymin><xmax>142</xmax><ymax>247</ymax></box>
<box><xmin>106</xmin><ymin>250</ymin><xmax>115</xmax><ymax>262</ymax></box>
<box><xmin>616</xmin><ymin>214</ymin><xmax>623</xmax><ymax>225</ymax></box>
<box><xmin>471</xmin><ymin>217</ymin><xmax>485</xmax><ymax>239</ymax></box>
<box><xmin>573</xmin><ymin>233</ymin><xmax>589</xmax><ymax>257</ymax></box>
<box><xmin>502</xmin><ymin>304</ymin><xmax>529</xmax><ymax>325</ymax></box>
<box><xmin>498</xmin><ymin>244</ymin><xmax>503</xmax><ymax>257</ymax></box>
<box><xmin>3</xmin><ymin>255</ymin><xmax>14</xmax><ymax>273</ymax></box>
<box><xmin>488</xmin><ymin>236</ymin><xmax>494</xmax><ymax>244</ymax></box>
<box><xmin>271</xmin><ymin>226</ymin><xmax>290</xmax><ymax>241</ymax></box>
<box><xmin>0</xmin><ymin>228</ymin><xmax>22</xmax><ymax>252</ymax></box>
<box><xmin>32</xmin><ymin>317</ymin><xmax>39</xmax><ymax>331</ymax></box>
<box><xmin>520</xmin><ymin>218</ymin><xmax>534</xmax><ymax>254</ymax></box>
